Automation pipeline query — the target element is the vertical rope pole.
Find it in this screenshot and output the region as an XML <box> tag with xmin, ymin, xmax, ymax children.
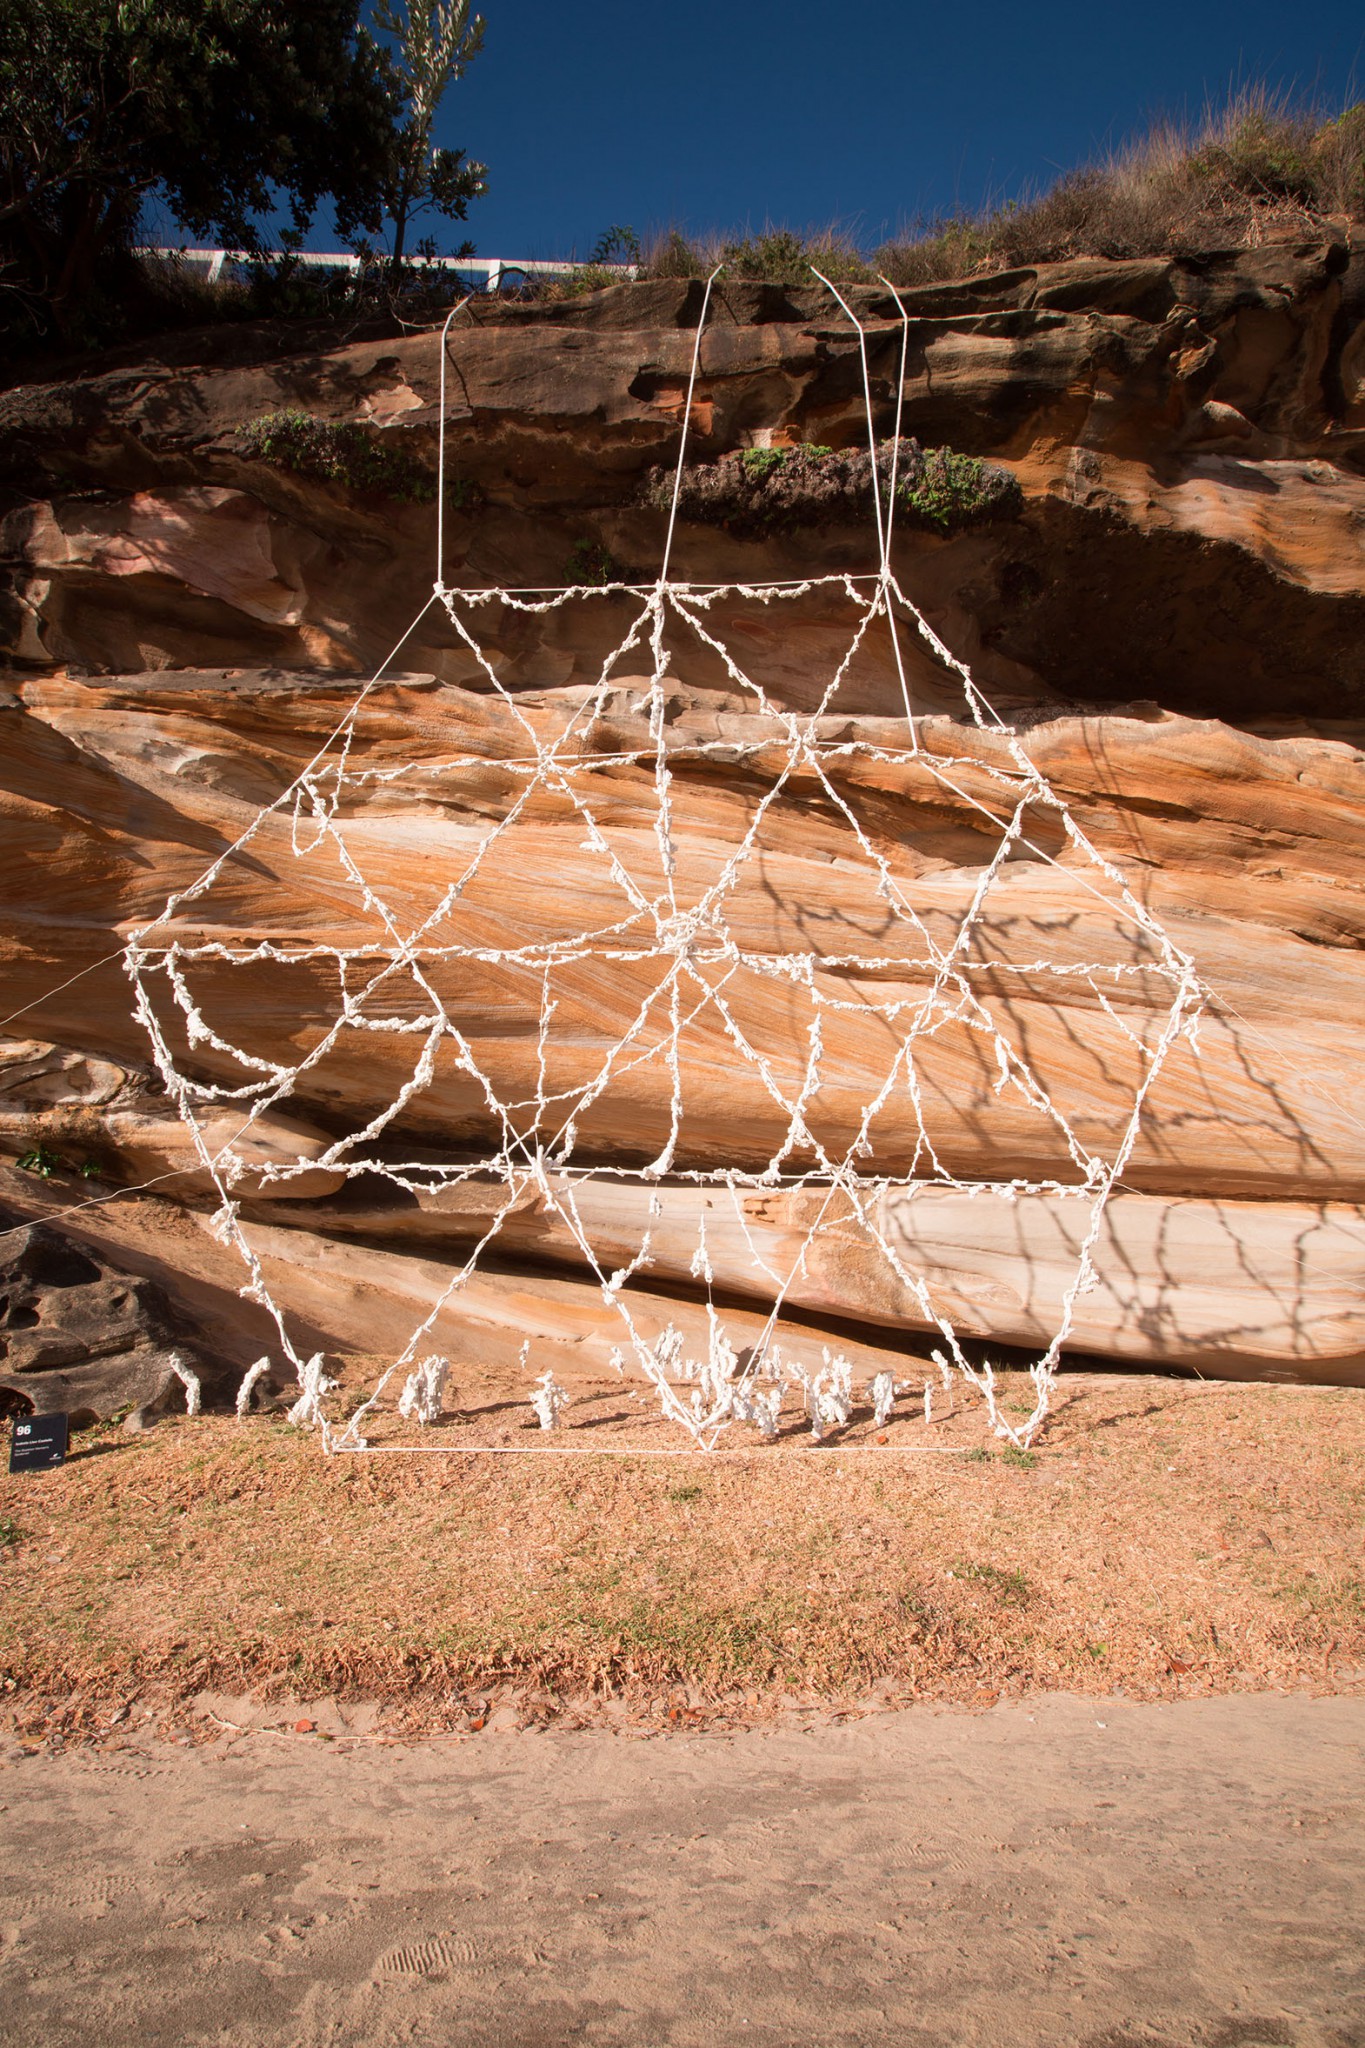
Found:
<box><xmin>812</xmin><ymin>268</ymin><xmax>919</xmax><ymax>748</ymax></box>
<box><xmin>811</xmin><ymin>269</ymin><xmax>886</xmax><ymax>567</ymax></box>
<box><xmin>436</xmin><ymin>295</ymin><xmax>474</xmax><ymax>593</ymax></box>
<box><xmin>658</xmin><ymin>266</ymin><xmax>724</xmax><ymax>588</ymax></box>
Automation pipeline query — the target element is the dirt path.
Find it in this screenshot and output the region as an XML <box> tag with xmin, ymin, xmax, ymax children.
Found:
<box><xmin>1</xmin><ymin>1695</ymin><xmax>1362</xmax><ymax>2047</ymax></box>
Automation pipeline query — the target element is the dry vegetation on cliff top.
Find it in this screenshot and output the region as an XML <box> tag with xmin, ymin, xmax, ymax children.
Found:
<box><xmin>47</xmin><ymin>88</ymin><xmax>1365</xmax><ymax>361</ymax></box>
<box><xmin>640</xmin><ymin>90</ymin><xmax>1365</xmax><ymax>288</ymax></box>
<box><xmin>1</xmin><ymin>1373</ymin><xmax>1361</xmax><ymax>1743</ymax></box>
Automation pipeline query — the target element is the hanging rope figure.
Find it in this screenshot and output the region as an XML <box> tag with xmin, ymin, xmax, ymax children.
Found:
<box><xmin>124</xmin><ymin>270</ymin><xmax>1207</xmax><ymax>1452</ymax></box>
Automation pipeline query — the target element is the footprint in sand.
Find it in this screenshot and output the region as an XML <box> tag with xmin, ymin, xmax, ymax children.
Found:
<box><xmin>4</xmin><ymin>1876</ymin><xmax>133</xmax><ymax>1916</ymax></box>
<box><xmin>374</xmin><ymin>1934</ymin><xmax>487</xmax><ymax>1978</ymax></box>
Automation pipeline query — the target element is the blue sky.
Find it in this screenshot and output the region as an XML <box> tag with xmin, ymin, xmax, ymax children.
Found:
<box><xmin>405</xmin><ymin>0</ymin><xmax>1364</xmax><ymax>260</ymax></box>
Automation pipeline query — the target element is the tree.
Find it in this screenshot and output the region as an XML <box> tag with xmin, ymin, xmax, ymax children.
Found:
<box><xmin>0</xmin><ymin>1</ymin><xmax>400</xmax><ymax>337</ymax></box>
<box><xmin>371</xmin><ymin>0</ymin><xmax>487</xmax><ymax>274</ymax></box>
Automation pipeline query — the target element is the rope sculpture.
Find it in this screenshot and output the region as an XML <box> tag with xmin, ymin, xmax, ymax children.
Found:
<box><xmin>124</xmin><ymin>271</ymin><xmax>1207</xmax><ymax>1451</ymax></box>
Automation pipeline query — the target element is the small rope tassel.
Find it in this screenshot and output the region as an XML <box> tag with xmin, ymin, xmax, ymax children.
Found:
<box><xmin>235</xmin><ymin>1356</ymin><xmax>271</xmax><ymax>1419</ymax></box>
<box><xmin>398</xmin><ymin>1355</ymin><xmax>451</xmax><ymax>1425</ymax></box>
<box><xmin>869</xmin><ymin>1371</ymin><xmax>896</xmax><ymax>1428</ymax></box>
<box><xmin>529</xmin><ymin>1370</ymin><xmax>569</xmax><ymax>1431</ymax></box>
<box><xmin>287</xmin><ymin>1353</ymin><xmax>337</xmax><ymax>1429</ymax></box>
<box><xmin>167</xmin><ymin>1351</ymin><xmax>202</xmax><ymax>1417</ymax></box>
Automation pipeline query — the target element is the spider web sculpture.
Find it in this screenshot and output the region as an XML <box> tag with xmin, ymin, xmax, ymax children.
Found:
<box><xmin>124</xmin><ymin>272</ymin><xmax>1206</xmax><ymax>1451</ymax></box>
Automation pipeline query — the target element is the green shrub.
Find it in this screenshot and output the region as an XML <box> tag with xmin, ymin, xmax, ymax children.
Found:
<box><xmin>15</xmin><ymin>1142</ymin><xmax>62</xmax><ymax>1179</ymax></box>
<box><xmin>590</xmin><ymin>225</ymin><xmax>642</xmax><ymax>265</ymax></box>
<box><xmin>879</xmin><ymin>216</ymin><xmax>997</xmax><ymax>285</ymax></box>
<box><xmin>643</xmin><ymin>439</ymin><xmax>1022</xmax><ymax>539</ymax></box>
<box><xmin>1191</xmin><ymin>109</ymin><xmax>1318</xmax><ymax>204</ymax></box>
<box><xmin>237</xmin><ymin>410</ymin><xmax>436</xmax><ymax>503</ymax></box>
<box><xmin>13</xmin><ymin>1141</ymin><xmax>107</xmax><ymax>1180</ymax></box>
<box><xmin>740</xmin><ymin>444</ymin><xmax>816</xmax><ymax>482</ymax></box>
<box><xmin>238</xmin><ymin>253</ymin><xmax>362</xmax><ymax>323</ymax></box>
<box><xmin>721</xmin><ymin>229</ymin><xmax>871</xmax><ymax>284</ymax></box>
<box><xmin>521</xmin><ymin>228</ymin><xmax>640</xmax><ymax>302</ymax></box>
<box><xmin>900</xmin><ymin>448</ymin><xmax>1018</xmax><ymax>534</ymax></box>
<box><xmin>644</xmin><ymin>230</ymin><xmax>703</xmax><ymax>279</ymax></box>
<box><xmin>541</xmin><ymin>261</ymin><xmax>633</xmax><ymax>299</ymax></box>
<box><xmin>564</xmin><ymin>538</ymin><xmax>623</xmax><ymax>586</ymax></box>
<box><xmin>1317</xmin><ymin>104</ymin><xmax>1365</xmax><ymax>214</ymax></box>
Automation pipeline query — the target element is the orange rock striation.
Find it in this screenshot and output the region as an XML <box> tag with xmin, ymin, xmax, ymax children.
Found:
<box><xmin>1</xmin><ymin>242</ymin><xmax>1363</xmax><ymax>1408</ymax></box>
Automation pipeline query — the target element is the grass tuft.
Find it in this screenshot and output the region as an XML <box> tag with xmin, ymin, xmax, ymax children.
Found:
<box><xmin>956</xmin><ymin>1561</ymin><xmax>1032</xmax><ymax>1605</ymax></box>
<box><xmin>564</xmin><ymin>538</ymin><xmax>623</xmax><ymax>586</ymax></box>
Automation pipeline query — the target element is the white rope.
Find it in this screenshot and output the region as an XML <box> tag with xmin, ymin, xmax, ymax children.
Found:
<box><xmin>398</xmin><ymin>1354</ymin><xmax>451</xmax><ymax>1425</ymax></box>
<box><xmin>436</xmin><ymin>295</ymin><xmax>475</xmax><ymax>586</ymax></box>
<box><xmin>117</xmin><ymin>272</ymin><xmax>1249</xmax><ymax>1451</ymax></box>
<box><xmin>235</xmin><ymin>1355</ymin><xmax>271</xmax><ymax>1419</ymax></box>
<box><xmin>658</xmin><ymin>265</ymin><xmax>724</xmax><ymax>587</ymax></box>
<box><xmin>334</xmin><ymin>1443</ymin><xmax>976</xmax><ymax>1457</ymax></box>
<box><xmin>0</xmin><ymin>948</ymin><xmax>132</xmax><ymax>1035</ymax></box>
<box><xmin>286</xmin><ymin>1352</ymin><xmax>337</xmax><ymax>1428</ymax></box>
<box><xmin>167</xmin><ymin>1350</ymin><xmax>202</xmax><ymax>1416</ymax></box>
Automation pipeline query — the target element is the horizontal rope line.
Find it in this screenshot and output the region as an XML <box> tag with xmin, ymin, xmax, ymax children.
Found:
<box><xmin>327</xmin><ymin>1442</ymin><xmax>974</xmax><ymax>1457</ymax></box>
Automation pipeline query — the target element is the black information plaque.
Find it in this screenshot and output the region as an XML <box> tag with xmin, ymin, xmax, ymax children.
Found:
<box><xmin>9</xmin><ymin>1413</ymin><xmax>68</xmax><ymax>1473</ymax></box>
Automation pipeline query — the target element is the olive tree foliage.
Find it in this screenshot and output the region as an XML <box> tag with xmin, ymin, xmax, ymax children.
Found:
<box><xmin>0</xmin><ymin>0</ymin><xmax>400</xmax><ymax>336</ymax></box>
<box><xmin>370</xmin><ymin>0</ymin><xmax>487</xmax><ymax>273</ymax></box>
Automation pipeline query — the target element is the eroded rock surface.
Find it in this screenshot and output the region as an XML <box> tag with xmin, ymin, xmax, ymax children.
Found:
<box><xmin>4</xmin><ymin>246</ymin><xmax>1365</xmax><ymax>715</ymax></box>
<box><xmin>1</xmin><ymin>244</ymin><xmax>1363</xmax><ymax>1396</ymax></box>
<box><xmin>0</xmin><ymin>1211</ymin><xmax>221</xmax><ymax>1422</ymax></box>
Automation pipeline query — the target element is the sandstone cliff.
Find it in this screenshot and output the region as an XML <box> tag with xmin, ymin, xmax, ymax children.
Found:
<box><xmin>1</xmin><ymin>242</ymin><xmax>1363</xmax><ymax>1417</ymax></box>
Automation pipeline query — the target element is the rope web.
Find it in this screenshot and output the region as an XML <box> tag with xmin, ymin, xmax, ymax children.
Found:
<box><xmin>123</xmin><ymin>271</ymin><xmax>1208</xmax><ymax>1451</ymax></box>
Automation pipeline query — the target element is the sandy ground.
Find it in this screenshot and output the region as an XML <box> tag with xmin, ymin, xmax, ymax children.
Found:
<box><xmin>0</xmin><ymin>1696</ymin><xmax>1361</xmax><ymax>2048</ymax></box>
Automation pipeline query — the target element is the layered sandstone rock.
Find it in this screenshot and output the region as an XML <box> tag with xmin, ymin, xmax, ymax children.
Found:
<box><xmin>4</xmin><ymin>246</ymin><xmax>1365</xmax><ymax>711</ymax></box>
<box><xmin>0</xmin><ymin>1209</ymin><xmax>220</xmax><ymax>1423</ymax></box>
<box><xmin>0</xmin><ymin>242</ymin><xmax>1362</xmax><ymax>1407</ymax></box>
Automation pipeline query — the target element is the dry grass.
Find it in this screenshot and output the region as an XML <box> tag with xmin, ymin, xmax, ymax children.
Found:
<box><xmin>643</xmin><ymin>89</ymin><xmax>1365</xmax><ymax>288</ymax></box>
<box><xmin>1</xmin><ymin>1374</ymin><xmax>1362</xmax><ymax>1742</ymax></box>
<box><xmin>643</xmin><ymin>225</ymin><xmax>875</xmax><ymax>284</ymax></box>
